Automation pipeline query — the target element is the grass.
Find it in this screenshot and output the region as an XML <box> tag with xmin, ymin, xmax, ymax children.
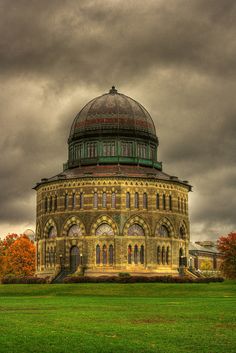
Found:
<box><xmin>0</xmin><ymin>281</ymin><xmax>235</xmax><ymax>353</ymax></box>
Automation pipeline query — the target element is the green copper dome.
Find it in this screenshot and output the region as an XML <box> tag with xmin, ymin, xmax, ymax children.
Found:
<box><xmin>65</xmin><ymin>87</ymin><xmax>161</xmax><ymax>170</ymax></box>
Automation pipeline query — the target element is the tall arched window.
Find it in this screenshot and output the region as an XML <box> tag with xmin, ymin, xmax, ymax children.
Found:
<box><xmin>80</xmin><ymin>192</ymin><xmax>84</xmax><ymax>208</ymax></box>
<box><xmin>102</xmin><ymin>244</ymin><xmax>107</xmax><ymax>265</ymax></box>
<box><xmin>184</xmin><ymin>200</ymin><xmax>187</xmax><ymax>214</ymax></box>
<box><xmin>156</xmin><ymin>193</ymin><xmax>159</xmax><ymax>209</ymax></box>
<box><xmin>49</xmin><ymin>196</ymin><xmax>52</xmax><ymax>212</ymax></box>
<box><xmin>134</xmin><ymin>192</ymin><xmax>139</xmax><ymax>208</ymax></box>
<box><xmin>180</xmin><ymin>226</ymin><xmax>185</xmax><ymax>239</ymax></box>
<box><xmin>159</xmin><ymin>225</ymin><xmax>169</xmax><ymax>237</ymax></box>
<box><xmin>109</xmin><ymin>245</ymin><xmax>114</xmax><ymax>265</ymax></box>
<box><xmin>128</xmin><ymin>245</ymin><xmax>132</xmax><ymax>264</ymax></box>
<box><xmin>143</xmin><ymin>193</ymin><xmax>148</xmax><ymax>209</ymax></box>
<box><xmin>140</xmin><ymin>245</ymin><xmax>144</xmax><ymax>264</ymax></box>
<box><xmin>169</xmin><ymin>195</ymin><xmax>172</xmax><ymax>211</ymax></box>
<box><xmin>166</xmin><ymin>246</ymin><xmax>170</xmax><ymax>265</ymax></box>
<box><xmin>157</xmin><ymin>246</ymin><xmax>161</xmax><ymax>264</ymax></box>
<box><xmin>45</xmin><ymin>197</ymin><xmax>48</xmax><ymax>212</ymax></box>
<box><xmin>162</xmin><ymin>194</ymin><xmax>166</xmax><ymax>210</ymax></box>
<box><xmin>111</xmin><ymin>192</ymin><xmax>116</xmax><ymax>208</ymax></box>
<box><xmin>93</xmin><ymin>192</ymin><xmax>98</xmax><ymax>208</ymax></box>
<box><xmin>126</xmin><ymin>192</ymin><xmax>130</xmax><ymax>208</ymax></box>
<box><xmin>162</xmin><ymin>246</ymin><xmax>165</xmax><ymax>264</ymax></box>
<box><xmin>96</xmin><ymin>245</ymin><xmax>100</xmax><ymax>265</ymax></box>
<box><xmin>48</xmin><ymin>226</ymin><xmax>57</xmax><ymax>239</ymax></box>
<box><xmin>102</xmin><ymin>192</ymin><xmax>107</xmax><ymax>208</ymax></box>
<box><xmin>181</xmin><ymin>198</ymin><xmax>183</xmax><ymax>213</ymax></box>
<box><xmin>54</xmin><ymin>195</ymin><xmax>57</xmax><ymax>211</ymax></box>
<box><xmin>64</xmin><ymin>194</ymin><xmax>68</xmax><ymax>209</ymax></box>
<box><xmin>134</xmin><ymin>245</ymin><xmax>138</xmax><ymax>264</ymax></box>
<box><xmin>178</xmin><ymin>197</ymin><xmax>180</xmax><ymax>211</ymax></box>
<box><xmin>72</xmin><ymin>193</ymin><xmax>76</xmax><ymax>209</ymax></box>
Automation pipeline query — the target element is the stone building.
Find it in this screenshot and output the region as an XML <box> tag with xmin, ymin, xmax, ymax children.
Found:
<box><xmin>34</xmin><ymin>86</ymin><xmax>191</xmax><ymax>278</ymax></box>
<box><xmin>189</xmin><ymin>241</ymin><xmax>222</xmax><ymax>272</ymax></box>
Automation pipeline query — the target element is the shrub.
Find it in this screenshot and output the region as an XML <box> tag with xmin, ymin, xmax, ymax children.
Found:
<box><xmin>1</xmin><ymin>275</ymin><xmax>48</xmax><ymax>284</ymax></box>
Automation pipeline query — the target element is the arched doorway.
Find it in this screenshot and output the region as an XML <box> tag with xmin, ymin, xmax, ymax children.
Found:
<box><xmin>70</xmin><ymin>246</ymin><xmax>80</xmax><ymax>272</ymax></box>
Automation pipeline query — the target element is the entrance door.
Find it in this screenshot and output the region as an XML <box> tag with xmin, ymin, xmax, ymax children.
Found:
<box><xmin>70</xmin><ymin>246</ymin><xmax>80</xmax><ymax>273</ymax></box>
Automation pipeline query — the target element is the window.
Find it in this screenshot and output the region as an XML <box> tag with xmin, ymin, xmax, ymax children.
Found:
<box><xmin>166</xmin><ymin>247</ymin><xmax>170</xmax><ymax>265</ymax></box>
<box><xmin>178</xmin><ymin>197</ymin><xmax>180</xmax><ymax>212</ymax></box>
<box><xmin>128</xmin><ymin>245</ymin><xmax>132</xmax><ymax>264</ymax></box>
<box><xmin>102</xmin><ymin>245</ymin><xmax>107</xmax><ymax>265</ymax></box>
<box><xmin>102</xmin><ymin>192</ymin><xmax>107</xmax><ymax>208</ymax></box>
<box><xmin>156</xmin><ymin>193</ymin><xmax>159</xmax><ymax>209</ymax></box>
<box><xmin>111</xmin><ymin>192</ymin><xmax>116</xmax><ymax>208</ymax></box>
<box><xmin>68</xmin><ymin>225</ymin><xmax>82</xmax><ymax>237</ymax></box>
<box><xmin>54</xmin><ymin>195</ymin><xmax>57</xmax><ymax>211</ymax></box>
<box><xmin>134</xmin><ymin>192</ymin><xmax>139</xmax><ymax>208</ymax></box>
<box><xmin>157</xmin><ymin>246</ymin><xmax>161</xmax><ymax>264</ymax></box>
<box><xmin>93</xmin><ymin>192</ymin><xmax>98</xmax><ymax>208</ymax></box>
<box><xmin>180</xmin><ymin>226</ymin><xmax>185</xmax><ymax>239</ymax></box>
<box><xmin>143</xmin><ymin>193</ymin><xmax>148</xmax><ymax>209</ymax></box>
<box><xmin>126</xmin><ymin>192</ymin><xmax>130</xmax><ymax>208</ymax></box>
<box><xmin>103</xmin><ymin>142</ymin><xmax>115</xmax><ymax>156</ymax></box>
<box><xmin>64</xmin><ymin>194</ymin><xmax>68</xmax><ymax>209</ymax></box>
<box><xmin>72</xmin><ymin>193</ymin><xmax>76</xmax><ymax>209</ymax></box>
<box><xmin>138</xmin><ymin>143</ymin><xmax>147</xmax><ymax>159</ymax></box>
<box><xmin>169</xmin><ymin>195</ymin><xmax>172</xmax><ymax>211</ymax></box>
<box><xmin>121</xmin><ymin>142</ymin><xmax>133</xmax><ymax>157</ymax></box>
<box><xmin>75</xmin><ymin>143</ymin><xmax>83</xmax><ymax>159</ymax></box>
<box><xmin>150</xmin><ymin>146</ymin><xmax>156</xmax><ymax>160</ymax></box>
<box><xmin>162</xmin><ymin>194</ymin><xmax>166</xmax><ymax>210</ymax></box>
<box><xmin>127</xmin><ymin>224</ymin><xmax>144</xmax><ymax>236</ymax></box>
<box><xmin>45</xmin><ymin>197</ymin><xmax>48</xmax><ymax>212</ymax></box>
<box><xmin>48</xmin><ymin>226</ymin><xmax>57</xmax><ymax>239</ymax></box>
<box><xmin>162</xmin><ymin>246</ymin><xmax>165</xmax><ymax>265</ymax></box>
<box><xmin>181</xmin><ymin>198</ymin><xmax>183</xmax><ymax>213</ymax></box>
<box><xmin>140</xmin><ymin>245</ymin><xmax>144</xmax><ymax>264</ymax></box>
<box><xmin>134</xmin><ymin>245</ymin><xmax>138</xmax><ymax>264</ymax></box>
<box><xmin>95</xmin><ymin>223</ymin><xmax>114</xmax><ymax>236</ymax></box>
<box><xmin>49</xmin><ymin>196</ymin><xmax>52</xmax><ymax>212</ymax></box>
<box><xmin>79</xmin><ymin>193</ymin><xmax>84</xmax><ymax>208</ymax></box>
<box><xmin>109</xmin><ymin>245</ymin><xmax>114</xmax><ymax>265</ymax></box>
<box><xmin>159</xmin><ymin>225</ymin><xmax>169</xmax><ymax>237</ymax></box>
<box><xmin>87</xmin><ymin>142</ymin><xmax>97</xmax><ymax>158</ymax></box>
<box><xmin>96</xmin><ymin>245</ymin><xmax>100</xmax><ymax>265</ymax></box>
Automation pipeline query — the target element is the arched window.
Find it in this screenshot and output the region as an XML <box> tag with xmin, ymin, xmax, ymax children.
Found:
<box><xmin>162</xmin><ymin>246</ymin><xmax>165</xmax><ymax>265</ymax></box>
<box><xmin>140</xmin><ymin>245</ymin><xmax>144</xmax><ymax>264</ymax></box>
<box><xmin>80</xmin><ymin>193</ymin><xmax>84</xmax><ymax>208</ymax></box>
<box><xmin>64</xmin><ymin>194</ymin><xmax>68</xmax><ymax>209</ymax></box>
<box><xmin>109</xmin><ymin>245</ymin><xmax>114</xmax><ymax>265</ymax></box>
<box><xmin>111</xmin><ymin>192</ymin><xmax>116</xmax><ymax>208</ymax></box>
<box><xmin>45</xmin><ymin>197</ymin><xmax>48</xmax><ymax>212</ymax></box>
<box><xmin>68</xmin><ymin>224</ymin><xmax>82</xmax><ymax>237</ymax></box>
<box><xmin>102</xmin><ymin>192</ymin><xmax>107</xmax><ymax>208</ymax></box>
<box><xmin>96</xmin><ymin>245</ymin><xmax>100</xmax><ymax>265</ymax></box>
<box><xmin>49</xmin><ymin>196</ymin><xmax>52</xmax><ymax>212</ymax></box>
<box><xmin>128</xmin><ymin>245</ymin><xmax>132</xmax><ymax>264</ymax></box>
<box><xmin>72</xmin><ymin>193</ymin><xmax>76</xmax><ymax>209</ymax></box>
<box><xmin>157</xmin><ymin>246</ymin><xmax>161</xmax><ymax>264</ymax></box>
<box><xmin>143</xmin><ymin>193</ymin><xmax>148</xmax><ymax>209</ymax></box>
<box><xmin>134</xmin><ymin>245</ymin><xmax>138</xmax><ymax>264</ymax></box>
<box><xmin>166</xmin><ymin>246</ymin><xmax>170</xmax><ymax>265</ymax></box>
<box><xmin>180</xmin><ymin>226</ymin><xmax>185</xmax><ymax>239</ymax></box>
<box><xmin>54</xmin><ymin>195</ymin><xmax>57</xmax><ymax>211</ymax></box>
<box><xmin>169</xmin><ymin>195</ymin><xmax>172</xmax><ymax>211</ymax></box>
<box><xmin>178</xmin><ymin>197</ymin><xmax>180</xmax><ymax>212</ymax></box>
<box><xmin>156</xmin><ymin>193</ymin><xmax>159</xmax><ymax>209</ymax></box>
<box><xmin>126</xmin><ymin>192</ymin><xmax>130</xmax><ymax>208</ymax></box>
<box><xmin>181</xmin><ymin>198</ymin><xmax>183</xmax><ymax>213</ymax></box>
<box><xmin>159</xmin><ymin>225</ymin><xmax>169</xmax><ymax>237</ymax></box>
<box><xmin>162</xmin><ymin>194</ymin><xmax>166</xmax><ymax>210</ymax></box>
<box><xmin>93</xmin><ymin>192</ymin><xmax>98</xmax><ymax>208</ymax></box>
<box><xmin>102</xmin><ymin>244</ymin><xmax>107</xmax><ymax>265</ymax></box>
<box><xmin>134</xmin><ymin>192</ymin><xmax>139</xmax><ymax>208</ymax></box>
<box><xmin>184</xmin><ymin>200</ymin><xmax>187</xmax><ymax>214</ymax></box>
<box><xmin>127</xmin><ymin>224</ymin><xmax>144</xmax><ymax>236</ymax></box>
<box><xmin>48</xmin><ymin>226</ymin><xmax>57</xmax><ymax>239</ymax></box>
<box><xmin>95</xmin><ymin>223</ymin><xmax>114</xmax><ymax>236</ymax></box>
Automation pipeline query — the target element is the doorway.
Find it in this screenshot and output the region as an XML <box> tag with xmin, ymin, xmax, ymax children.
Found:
<box><xmin>70</xmin><ymin>246</ymin><xmax>80</xmax><ymax>273</ymax></box>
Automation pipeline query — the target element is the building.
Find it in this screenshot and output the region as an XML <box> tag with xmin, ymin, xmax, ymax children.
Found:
<box><xmin>189</xmin><ymin>241</ymin><xmax>222</xmax><ymax>272</ymax></box>
<box><xmin>34</xmin><ymin>86</ymin><xmax>192</xmax><ymax>279</ymax></box>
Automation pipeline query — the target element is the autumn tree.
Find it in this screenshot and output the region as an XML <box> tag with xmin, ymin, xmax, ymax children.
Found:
<box><xmin>217</xmin><ymin>232</ymin><xmax>236</xmax><ymax>279</ymax></box>
<box><xmin>0</xmin><ymin>234</ymin><xmax>35</xmax><ymax>277</ymax></box>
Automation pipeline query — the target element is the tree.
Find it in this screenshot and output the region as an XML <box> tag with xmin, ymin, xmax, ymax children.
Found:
<box><xmin>0</xmin><ymin>234</ymin><xmax>35</xmax><ymax>277</ymax></box>
<box><xmin>217</xmin><ymin>232</ymin><xmax>236</xmax><ymax>279</ymax></box>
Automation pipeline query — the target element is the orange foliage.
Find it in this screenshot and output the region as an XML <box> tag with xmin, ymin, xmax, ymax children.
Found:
<box><xmin>217</xmin><ymin>232</ymin><xmax>236</xmax><ymax>279</ymax></box>
<box><xmin>0</xmin><ymin>234</ymin><xmax>35</xmax><ymax>277</ymax></box>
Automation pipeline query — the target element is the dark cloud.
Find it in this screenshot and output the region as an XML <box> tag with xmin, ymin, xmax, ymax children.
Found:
<box><xmin>0</xmin><ymin>0</ymin><xmax>235</xmax><ymax>239</ymax></box>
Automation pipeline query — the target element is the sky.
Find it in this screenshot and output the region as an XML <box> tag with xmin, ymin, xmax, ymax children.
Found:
<box><xmin>0</xmin><ymin>0</ymin><xmax>235</xmax><ymax>240</ymax></box>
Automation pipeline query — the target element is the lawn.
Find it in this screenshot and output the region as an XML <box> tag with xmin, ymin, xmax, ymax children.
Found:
<box><xmin>0</xmin><ymin>281</ymin><xmax>235</xmax><ymax>353</ymax></box>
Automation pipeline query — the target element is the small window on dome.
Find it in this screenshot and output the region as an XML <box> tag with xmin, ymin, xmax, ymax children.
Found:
<box><xmin>87</xmin><ymin>142</ymin><xmax>97</xmax><ymax>158</ymax></box>
<box><xmin>121</xmin><ymin>142</ymin><xmax>133</xmax><ymax>157</ymax></box>
<box><xmin>138</xmin><ymin>143</ymin><xmax>147</xmax><ymax>159</ymax></box>
<box><xmin>103</xmin><ymin>142</ymin><xmax>115</xmax><ymax>156</ymax></box>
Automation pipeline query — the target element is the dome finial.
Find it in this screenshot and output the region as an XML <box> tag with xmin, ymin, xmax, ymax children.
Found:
<box><xmin>109</xmin><ymin>86</ymin><xmax>118</xmax><ymax>94</ymax></box>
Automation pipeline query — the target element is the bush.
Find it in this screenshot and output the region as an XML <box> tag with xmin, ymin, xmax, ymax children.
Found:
<box><xmin>63</xmin><ymin>275</ymin><xmax>224</xmax><ymax>284</ymax></box>
<box><xmin>1</xmin><ymin>275</ymin><xmax>48</xmax><ymax>284</ymax></box>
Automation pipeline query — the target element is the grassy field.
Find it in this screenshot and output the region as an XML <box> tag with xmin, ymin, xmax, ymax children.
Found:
<box><xmin>0</xmin><ymin>282</ymin><xmax>235</xmax><ymax>353</ymax></box>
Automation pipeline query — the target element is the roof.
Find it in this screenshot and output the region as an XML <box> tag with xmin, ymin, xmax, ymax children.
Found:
<box><xmin>189</xmin><ymin>242</ymin><xmax>219</xmax><ymax>254</ymax></box>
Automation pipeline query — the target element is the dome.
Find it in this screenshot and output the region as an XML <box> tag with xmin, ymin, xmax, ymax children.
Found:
<box><xmin>65</xmin><ymin>87</ymin><xmax>161</xmax><ymax>171</ymax></box>
<box><xmin>69</xmin><ymin>86</ymin><xmax>158</xmax><ymax>143</ymax></box>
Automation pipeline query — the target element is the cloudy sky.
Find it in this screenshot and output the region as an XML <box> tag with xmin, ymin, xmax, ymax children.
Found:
<box><xmin>0</xmin><ymin>0</ymin><xmax>235</xmax><ymax>240</ymax></box>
